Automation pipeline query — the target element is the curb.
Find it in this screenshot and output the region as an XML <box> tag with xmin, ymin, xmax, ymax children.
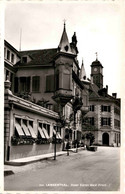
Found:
<box><xmin>4</xmin><ymin>148</ymin><xmax>84</xmax><ymax>166</ymax></box>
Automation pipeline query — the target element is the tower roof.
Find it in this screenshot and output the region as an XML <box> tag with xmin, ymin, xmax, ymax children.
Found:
<box><xmin>91</xmin><ymin>53</ymin><xmax>103</xmax><ymax>68</ymax></box>
<box><xmin>80</xmin><ymin>59</ymin><xmax>87</xmax><ymax>81</ymax></box>
<box><xmin>58</xmin><ymin>22</ymin><xmax>73</xmax><ymax>54</ymax></box>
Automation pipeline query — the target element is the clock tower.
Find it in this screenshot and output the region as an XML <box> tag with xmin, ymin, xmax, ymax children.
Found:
<box><xmin>91</xmin><ymin>53</ymin><xmax>103</xmax><ymax>89</ymax></box>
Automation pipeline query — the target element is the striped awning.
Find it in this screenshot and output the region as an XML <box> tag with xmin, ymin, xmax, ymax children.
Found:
<box><xmin>28</xmin><ymin>125</ymin><xmax>37</xmax><ymax>138</ymax></box>
<box><xmin>42</xmin><ymin>127</ymin><xmax>49</xmax><ymax>139</ymax></box>
<box><xmin>22</xmin><ymin>123</ymin><xmax>31</xmax><ymax>136</ymax></box>
<box><xmin>15</xmin><ymin>122</ymin><xmax>25</xmax><ymax>136</ymax></box>
<box><xmin>38</xmin><ymin>127</ymin><xmax>46</xmax><ymax>139</ymax></box>
<box><xmin>57</xmin><ymin>132</ymin><xmax>62</xmax><ymax>139</ymax></box>
<box><xmin>53</xmin><ymin>129</ymin><xmax>60</xmax><ymax>139</ymax></box>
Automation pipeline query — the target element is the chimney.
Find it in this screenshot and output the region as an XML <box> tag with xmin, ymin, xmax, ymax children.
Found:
<box><xmin>112</xmin><ymin>93</ymin><xmax>117</xmax><ymax>98</ymax></box>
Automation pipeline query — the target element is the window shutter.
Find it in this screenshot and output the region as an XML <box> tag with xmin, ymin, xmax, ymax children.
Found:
<box><xmin>101</xmin><ymin>118</ymin><xmax>103</xmax><ymax>126</ymax></box>
<box><xmin>46</xmin><ymin>75</ymin><xmax>54</xmax><ymax>92</ymax></box>
<box><xmin>92</xmin><ymin>117</ymin><xmax>94</xmax><ymax>125</ymax></box>
<box><xmin>108</xmin><ymin>118</ymin><xmax>111</xmax><ymax>126</ymax></box>
<box><xmin>108</xmin><ymin>106</ymin><xmax>111</xmax><ymax>112</ymax></box>
<box><xmin>92</xmin><ymin>105</ymin><xmax>94</xmax><ymax>111</ymax></box>
<box><xmin>101</xmin><ymin>105</ymin><xmax>103</xmax><ymax>112</ymax></box>
<box><xmin>26</xmin><ymin>77</ymin><xmax>30</xmax><ymax>92</ymax></box>
<box><xmin>32</xmin><ymin>76</ymin><xmax>40</xmax><ymax>92</ymax></box>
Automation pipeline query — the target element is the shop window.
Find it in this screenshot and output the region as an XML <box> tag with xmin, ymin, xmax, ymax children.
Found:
<box><xmin>12</xmin><ymin>118</ymin><xmax>35</xmax><ymax>145</ymax></box>
<box><xmin>32</xmin><ymin>76</ymin><xmax>40</xmax><ymax>92</ymax></box>
<box><xmin>46</xmin><ymin>75</ymin><xmax>54</xmax><ymax>92</ymax></box>
<box><xmin>37</xmin><ymin>123</ymin><xmax>50</xmax><ymax>144</ymax></box>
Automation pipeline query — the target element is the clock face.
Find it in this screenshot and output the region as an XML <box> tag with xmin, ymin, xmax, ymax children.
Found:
<box><xmin>94</xmin><ymin>68</ymin><xmax>97</xmax><ymax>72</ymax></box>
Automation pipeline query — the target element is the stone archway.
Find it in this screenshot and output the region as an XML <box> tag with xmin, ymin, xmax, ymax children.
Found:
<box><xmin>102</xmin><ymin>133</ymin><xmax>109</xmax><ymax>146</ymax></box>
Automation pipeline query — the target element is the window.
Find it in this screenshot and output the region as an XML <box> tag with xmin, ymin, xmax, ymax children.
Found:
<box><xmin>55</xmin><ymin>72</ymin><xmax>59</xmax><ymax>90</ymax></box>
<box><xmin>89</xmin><ymin>105</ymin><xmax>95</xmax><ymax>111</ymax></box>
<box><xmin>101</xmin><ymin>105</ymin><xmax>111</xmax><ymax>112</ymax></box>
<box><xmin>14</xmin><ymin>77</ymin><xmax>19</xmax><ymax>93</ymax></box>
<box><xmin>32</xmin><ymin>76</ymin><xmax>40</xmax><ymax>92</ymax></box>
<box><xmin>46</xmin><ymin>75</ymin><xmax>54</xmax><ymax>92</ymax></box>
<box><xmin>114</xmin><ymin>107</ymin><xmax>120</xmax><ymax>115</ymax></box>
<box><xmin>63</xmin><ymin>74</ymin><xmax>70</xmax><ymax>90</ymax></box>
<box><xmin>114</xmin><ymin>119</ymin><xmax>120</xmax><ymax>127</ymax></box>
<box><xmin>46</xmin><ymin>104</ymin><xmax>53</xmax><ymax>110</ymax></box>
<box><xmin>20</xmin><ymin>77</ymin><xmax>31</xmax><ymax>93</ymax></box>
<box><xmin>88</xmin><ymin>117</ymin><xmax>94</xmax><ymax>126</ymax></box>
<box><xmin>22</xmin><ymin>57</ymin><xmax>27</xmax><ymax>63</ymax></box>
<box><xmin>11</xmin><ymin>53</ymin><xmax>14</xmax><ymax>63</ymax></box>
<box><xmin>6</xmin><ymin>70</ymin><xmax>9</xmax><ymax>80</ymax></box>
<box><xmin>4</xmin><ymin>47</ymin><xmax>6</xmax><ymax>58</ymax></box>
<box><xmin>7</xmin><ymin>50</ymin><xmax>10</xmax><ymax>60</ymax></box>
<box><xmin>101</xmin><ymin>118</ymin><xmax>111</xmax><ymax>126</ymax></box>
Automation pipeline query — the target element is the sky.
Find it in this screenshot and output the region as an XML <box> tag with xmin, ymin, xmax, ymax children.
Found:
<box><xmin>4</xmin><ymin>0</ymin><xmax>125</xmax><ymax>98</ymax></box>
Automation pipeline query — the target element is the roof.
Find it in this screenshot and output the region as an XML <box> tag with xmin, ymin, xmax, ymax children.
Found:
<box><xmin>4</xmin><ymin>40</ymin><xmax>20</xmax><ymax>57</ymax></box>
<box><xmin>91</xmin><ymin>59</ymin><xmax>103</xmax><ymax>68</ymax></box>
<box><xmin>18</xmin><ymin>48</ymin><xmax>57</xmax><ymax>66</ymax></box>
<box><xmin>58</xmin><ymin>24</ymin><xmax>73</xmax><ymax>55</ymax></box>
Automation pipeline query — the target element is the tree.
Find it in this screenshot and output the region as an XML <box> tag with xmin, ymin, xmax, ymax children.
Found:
<box><xmin>86</xmin><ymin>132</ymin><xmax>95</xmax><ymax>145</ymax></box>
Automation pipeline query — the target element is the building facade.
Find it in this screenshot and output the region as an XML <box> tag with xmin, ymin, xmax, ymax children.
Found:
<box><xmin>80</xmin><ymin>57</ymin><xmax>121</xmax><ymax>146</ymax></box>
<box><xmin>4</xmin><ymin>24</ymin><xmax>89</xmax><ymax>161</ymax></box>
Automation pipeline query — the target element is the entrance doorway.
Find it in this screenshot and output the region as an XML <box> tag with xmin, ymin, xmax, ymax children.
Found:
<box><xmin>102</xmin><ymin>133</ymin><xmax>109</xmax><ymax>146</ymax></box>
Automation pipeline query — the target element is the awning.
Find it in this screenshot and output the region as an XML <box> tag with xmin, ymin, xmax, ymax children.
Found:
<box><xmin>28</xmin><ymin>125</ymin><xmax>37</xmax><ymax>138</ymax></box>
<box><xmin>53</xmin><ymin>129</ymin><xmax>60</xmax><ymax>139</ymax></box>
<box><xmin>22</xmin><ymin>123</ymin><xmax>31</xmax><ymax>136</ymax></box>
<box><xmin>57</xmin><ymin>132</ymin><xmax>62</xmax><ymax>139</ymax></box>
<box><xmin>42</xmin><ymin>127</ymin><xmax>49</xmax><ymax>139</ymax></box>
<box><xmin>15</xmin><ymin>122</ymin><xmax>25</xmax><ymax>136</ymax></box>
<box><xmin>38</xmin><ymin>127</ymin><xmax>46</xmax><ymax>139</ymax></box>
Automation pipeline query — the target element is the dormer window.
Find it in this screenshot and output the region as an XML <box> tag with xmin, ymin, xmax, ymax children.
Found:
<box><xmin>22</xmin><ymin>57</ymin><xmax>27</xmax><ymax>63</ymax></box>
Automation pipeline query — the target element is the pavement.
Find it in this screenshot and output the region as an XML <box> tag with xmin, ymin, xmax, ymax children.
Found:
<box><xmin>4</xmin><ymin>147</ymin><xmax>85</xmax><ymax>176</ymax></box>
